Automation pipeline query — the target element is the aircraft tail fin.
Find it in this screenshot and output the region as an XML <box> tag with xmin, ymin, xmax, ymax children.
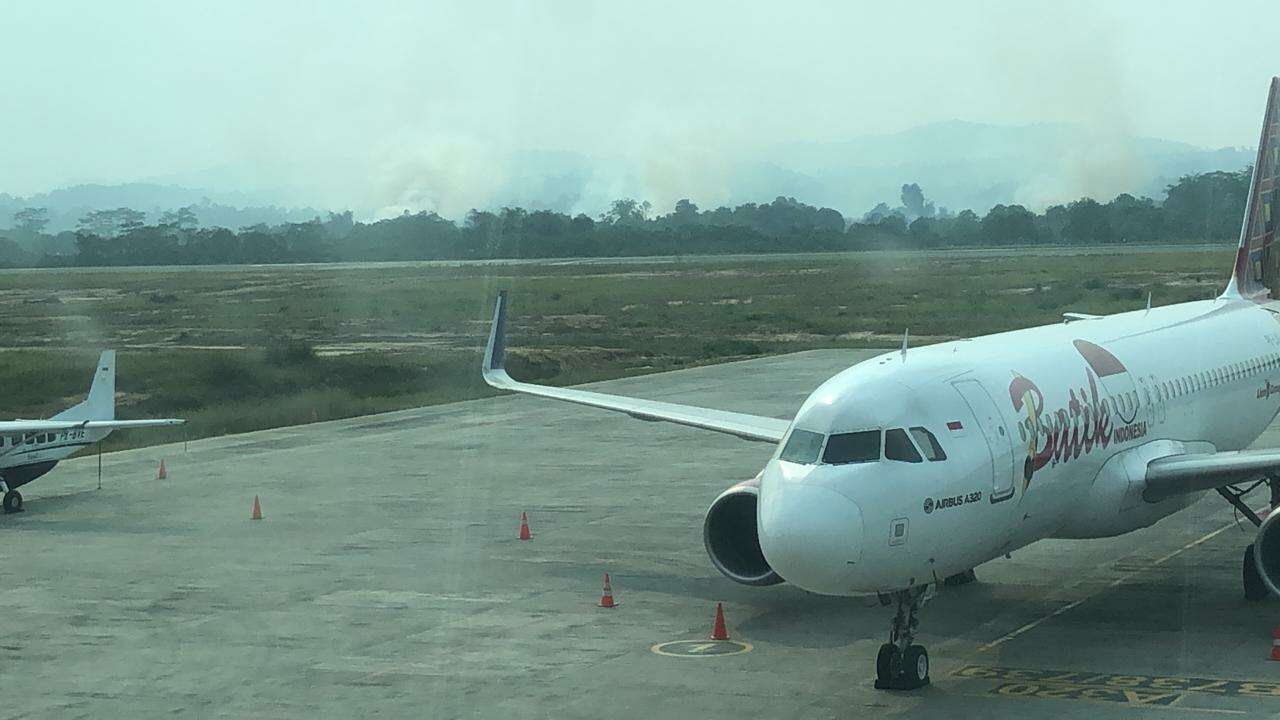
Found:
<box><xmin>1224</xmin><ymin>76</ymin><xmax>1280</xmax><ymax>300</ymax></box>
<box><xmin>53</xmin><ymin>351</ymin><xmax>116</xmax><ymax>421</ymax></box>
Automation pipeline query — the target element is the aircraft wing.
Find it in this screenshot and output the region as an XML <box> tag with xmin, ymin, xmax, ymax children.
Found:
<box><xmin>480</xmin><ymin>291</ymin><xmax>791</xmax><ymax>443</ymax></box>
<box><xmin>0</xmin><ymin>419</ymin><xmax>185</xmax><ymax>434</ymax></box>
<box><xmin>1143</xmin><ymin>448</ymin><xmax>1280</xmax><ymax>502</ymax></box>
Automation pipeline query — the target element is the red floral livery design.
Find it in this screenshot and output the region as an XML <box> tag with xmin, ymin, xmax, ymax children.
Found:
<box><xmin>1008</xmin><ymin>340</ymin><xmax>1148</xmax><ymax>487</ymax></box>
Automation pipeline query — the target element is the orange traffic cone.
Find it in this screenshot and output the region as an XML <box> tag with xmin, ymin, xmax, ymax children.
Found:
<box><xmin>710</xmin><ymin>602</ymin><xmax>730</xmax><ymax>640</ymax></box>
<box><xmin>518</xmin><ymin>512</ymin><xmax>532</xmax><ymax>541</ymax></box>
<box><xmin>599</xmin><ymin>572</ymin><xmax>619</xmax><ymax>608</ymax></box>
<box><xmin>157</xmin><ymin>459</ymin><xmax>167</xmax><ymax>480</ymax></box>
<box><xmin>1270</xmin><ymin>626</ymin><xmax>1280</xmax><ymax>661</ymax></box>
<box><xmin>251</xmin><ymin>495</ymin><xmax>263</xmax><ymax>520</ymax></box>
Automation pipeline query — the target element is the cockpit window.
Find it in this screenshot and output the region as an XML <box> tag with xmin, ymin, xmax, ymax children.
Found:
<box><xmin>885</xmin><ymin>428</ymin><xmax>923</xmax><ymax>463</ymax></box>
<box><xmin>822</xmin><ymin>430</ymin><xmax>880</xmax><ymax>464</ymax></box>
<box><xmin>909</xmin><ymin>427</ymin><xmax>947</xmax><ymax>461</ymax></box>
<box><xmin>779</xmin><ymin>429</ymin><xmax>824</xmax><ymax>464</ymax></box>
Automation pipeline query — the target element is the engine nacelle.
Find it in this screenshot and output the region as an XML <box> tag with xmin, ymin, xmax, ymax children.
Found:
<box><xmin>703</xmin><ymin>478</ymin><xmax>784</xmax><ymax>586</ymax></box>
<box><xmin>1254</xmin><ymin>510</ymin><xmax>1280</xmax><ymax>597</ymax></box>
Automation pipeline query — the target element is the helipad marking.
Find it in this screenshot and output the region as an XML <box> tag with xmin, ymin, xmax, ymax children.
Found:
<box><xmin>651</xmin><ymin>640</ymin><xmax>753</xmax><ymax>657</ymax></box>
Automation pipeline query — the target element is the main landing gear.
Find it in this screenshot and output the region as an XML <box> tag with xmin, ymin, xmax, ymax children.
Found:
<box><xmin>2</xmin><ymin>489</ymin><xmax>22</xmax><ymax>514</ymax></box>
<box><xmin>875</xmin><ymin>585</ymin><xmax>933</xmax><ymax>690</ymax></box>
<box><xmin>1216</xmin><ymin>474</ymin><xmax>1280</xmax><ymax>602</ymax></box>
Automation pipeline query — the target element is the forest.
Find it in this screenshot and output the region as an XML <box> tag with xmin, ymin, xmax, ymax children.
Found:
<box><xmin>0</xmin><ymin>167</ymin><xmax>1251</xmax><ymax>267</ymax></box>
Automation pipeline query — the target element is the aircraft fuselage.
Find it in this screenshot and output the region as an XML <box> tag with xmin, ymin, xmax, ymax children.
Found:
<box><xmin>758</xmin><ymin>297</ymin><xmax>1280</xmax><ymax>595</ymax></box>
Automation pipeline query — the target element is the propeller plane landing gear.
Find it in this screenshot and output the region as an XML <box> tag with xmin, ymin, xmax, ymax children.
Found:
<box><xmin>874</xmin><ymin>585</ymin><xmax>932</xmax><ymax>690</ymax></box>
<box><xmin>942</xmin><ymin>568</ymin><xmax>977</xmax><ymax>587</ymax></box>
<box><xmin>2</xmin><ymin>489</ymin><xmax>23</xmax><ymax>514</ymax></box>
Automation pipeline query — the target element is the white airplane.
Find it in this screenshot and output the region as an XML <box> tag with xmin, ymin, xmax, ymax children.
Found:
<box><xmin>0</xmin><ymin>350</ymin><xmax>184</xmax><ymax>513</ymax></box>
<box><xmin>481</xmin><ymin>76</ymin><xmax>1280</xmax><ymax>690</ymax></box>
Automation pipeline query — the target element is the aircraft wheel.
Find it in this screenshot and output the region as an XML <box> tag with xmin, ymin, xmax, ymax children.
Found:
<box><xmin>875</xmin><ymin>643</ymin><xmax>899</xmax><ymax>686</ymax></box>
<box><xmin>1245</xmin><ymin>544</ymin><xmax>1268</xmax><ymax>601</ymax></box>
<box><xmin>3</xmin><ymin>490</ymin><xmax>24</xmax><ymax>514</ymax></box>
<box><xmin>901</xmin><ymin>645</ymin><xmax>930</xmax><ymax>689</ymax></box>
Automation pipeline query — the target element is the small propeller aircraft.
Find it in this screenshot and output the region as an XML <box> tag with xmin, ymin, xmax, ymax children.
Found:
<box><xmin>0</xmin><ymin>350</ymin><xmax>184</xmax><ymax>513</ymax></box>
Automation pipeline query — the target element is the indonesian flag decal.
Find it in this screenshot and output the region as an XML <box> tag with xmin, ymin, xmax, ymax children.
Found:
<box><xmin>1073</xmin><ymin>339</ymin><xmax>1138</xmax><ymax>424</ymax></box>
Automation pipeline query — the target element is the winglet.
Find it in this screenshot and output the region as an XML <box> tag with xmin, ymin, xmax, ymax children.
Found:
<box><xmin>482</xmin><ymin>290</ymin><xmax>509</xmax><ymax>377</ymax></box>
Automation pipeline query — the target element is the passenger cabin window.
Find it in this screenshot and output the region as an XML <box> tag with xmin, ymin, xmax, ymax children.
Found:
<box><xmin>909</xmin><ymin>427</ymin><xmax>947</xmax><ymax>461</ymax></box>
<box><xmin>885</xmin><ymin>428</ymin><xmax>922</xmax><ymax>463</ymax></box>
<box><xmin>779</xmin><ymin>429</ymin><xmax>824</xmax><ymax>465</ymax></box>
<box><xmin>823</xmin><ymin>430</ymin><xmax>881</xmax><ymax>465</ymax></box>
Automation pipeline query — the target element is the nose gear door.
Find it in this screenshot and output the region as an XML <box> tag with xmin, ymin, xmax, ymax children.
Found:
<box><xmin>952</xmin><ymin>379</ymin><xmax>1017</xmax><ymax>503</ymax></box>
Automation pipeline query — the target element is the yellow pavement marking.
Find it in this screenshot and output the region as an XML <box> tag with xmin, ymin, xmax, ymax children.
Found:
<box><xmin>954</xmin><ymin>665</ymin><xmax>1270</xmax><ymax>714</ymax></box>
<box><xmin>650</xmin><ymin>640</ymin><xmax>753</xmax><ymax>657</ymax></box>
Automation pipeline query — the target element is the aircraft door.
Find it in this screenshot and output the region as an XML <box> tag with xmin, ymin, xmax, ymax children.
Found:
<box><xmin>953</xmin><ymin>379</ymin><xmax>1017</xmax><ymax>503</ymax></box>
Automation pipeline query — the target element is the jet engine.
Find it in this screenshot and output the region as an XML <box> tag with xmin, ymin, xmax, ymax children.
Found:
<box><xmin>702</xmin><ymin>478</ymin><xmax>784</xmax><ymax>586</ymax></box>
<box><xmin>1254</xmin><ymin>510</ymin><xmax>1280</xmax><ymax>597</ymax></box>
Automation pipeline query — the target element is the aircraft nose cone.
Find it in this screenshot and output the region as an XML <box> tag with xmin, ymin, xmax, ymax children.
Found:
<box><xmin>758</xmin><ymin>483</ymin><xmax>863</xmax><ymax>595</ymax></box>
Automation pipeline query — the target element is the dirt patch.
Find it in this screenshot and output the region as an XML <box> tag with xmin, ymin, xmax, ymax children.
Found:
<box><xmin>540</xmin><ymin>314</ymin><xmax>607</xmax><ymax>327</ymax></box>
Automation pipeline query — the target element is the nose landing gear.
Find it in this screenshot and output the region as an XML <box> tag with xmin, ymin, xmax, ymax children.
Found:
<box><xmin>874</xmin><ymin>585</ymin><xmax>933</xmax><ymax>690</ymax></box>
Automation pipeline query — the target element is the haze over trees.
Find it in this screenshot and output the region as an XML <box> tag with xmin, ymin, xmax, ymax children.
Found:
<box><xmin>0</xmin><ymin>167</ymin><xmax>1254</xmax><ymax>268</ymax></box>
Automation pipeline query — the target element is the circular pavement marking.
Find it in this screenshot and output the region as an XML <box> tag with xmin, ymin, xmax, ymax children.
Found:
<box><xmin>651</xmin><ymin>640</ymin><xmax>753</xmax><ymax>657</ymax></box>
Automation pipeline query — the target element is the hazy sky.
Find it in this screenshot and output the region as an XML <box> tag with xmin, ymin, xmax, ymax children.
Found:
<box><xmin>2</xmin><ymin>0</ymin><xmax>1276</xmax><ymax>217</ymax></box>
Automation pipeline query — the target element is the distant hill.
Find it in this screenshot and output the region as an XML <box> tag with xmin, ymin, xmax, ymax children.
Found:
<box><xmin>462</xmin><ymin>121</ymin><xmax>1255</xmax><ymax>219</ymax></box>
<box><xmin>759</xmin><ymin>121</ymin><xmax>1254</xmax><ymax>216</ymax></box>
<box><xmin>0</xmin><ymin>183</ymin><xmax>326</xmax><ymax>233</ymax></box>
<box><xmin>0</xmin><ymin>121</ymin><xmax>1256</xmax><ymax>229</ymax></box>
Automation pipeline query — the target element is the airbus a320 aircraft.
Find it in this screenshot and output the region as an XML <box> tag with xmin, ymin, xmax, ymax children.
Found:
<box><xmin>481</xmin><ymin>77</ymin><xmax>1280</xmax><ymax>690</ymax></box>
<box><xmin>0</xmin><ymin>350</ymin><xmax>184</xmax><ymax>514</ymax></box>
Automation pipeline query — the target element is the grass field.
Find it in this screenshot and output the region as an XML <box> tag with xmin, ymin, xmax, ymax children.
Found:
<box><xmin>0</xmin><ymin>246</ymin><xmax>1235</xmax><ymax>451</ymax></box>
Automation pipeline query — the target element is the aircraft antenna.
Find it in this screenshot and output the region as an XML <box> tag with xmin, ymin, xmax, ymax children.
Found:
<box><xmin>901</xmin><ymin>328</ymin><xmax>909</xmax><ymax>360</ymax></box>
<box><xmin>97</xmin><ymin>441</ymin><xmax>102</xmax><ymax>491</ymax></box>
<box><xmin>1145</xmin><ymin>292</ymin><xmax>1152</xmax><ymax>313</ymax></box>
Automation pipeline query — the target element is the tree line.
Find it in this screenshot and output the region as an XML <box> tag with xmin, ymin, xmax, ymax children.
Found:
<box><xmin>0</xmin><ymin>167</ymin><xmax>1252</xmax><ymax>267</ymax></box>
